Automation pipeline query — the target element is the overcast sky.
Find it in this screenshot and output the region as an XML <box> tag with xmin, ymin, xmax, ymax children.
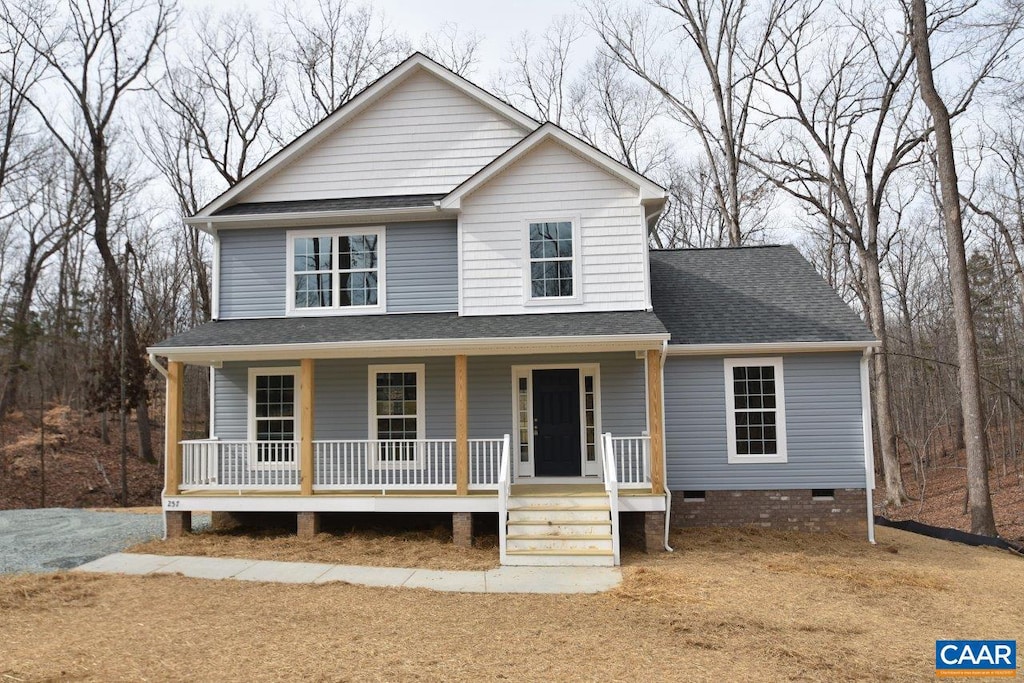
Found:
<box><xmin>180</xmin><ymin>0</ymin><xmax>594</xmax><ymax>80</ymax></box>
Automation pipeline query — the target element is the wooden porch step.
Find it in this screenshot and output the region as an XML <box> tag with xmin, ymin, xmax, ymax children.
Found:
<box><xmin>507</xmin><ymin>505</ymin><xmax>610</xmax><ymax>512</ymax></box>
<box><xmin>509</xmin><ymin>519</ymin><xmax>611</xmax><ymax>526</ymax></box>
<box><xmin>506</xmin><ymin>548</ymin><xmax>613</xmax><ymax>557</ymax></box>
<box><xmin>507</xmin><ymin>534</ymin><xmax>613</xmax><ymax>541</ymax></box>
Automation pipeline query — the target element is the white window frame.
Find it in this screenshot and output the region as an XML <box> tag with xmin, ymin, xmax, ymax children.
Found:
<box><xmin>286</xmin><ymin>226</ymin><xmax>386</xmax><ymax>316</ymax></box>
<box><xmin>247</xmin><ymin>366</ymin><xmax>302</xmax><ymax>470</ymax></box>
<box><xmin>368</xmin><ymin>363</ymin><xmax>426</xmax><ymax>469</ymax></box>
<box><xmin>724</xmin><ymin>357</ymin><xmax>788</xmax><ymax>464</ymax></box>
<box><xmin>521</xmin><ymin>217</ymin><xmax>582</xmax><ymax>306</ymax></box>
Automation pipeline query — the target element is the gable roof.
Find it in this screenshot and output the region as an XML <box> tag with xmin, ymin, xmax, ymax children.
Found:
<box><xmin>213</xmin><ymin>193</ymin><xmax>444</xmax><ymax>217</ymax></box>
<box><xmin>188</xmin><ymin>53</ymin><xmax>538</xmax><ymax>222</ymax></box>
<box><xmin>650</xmin><ymin>246</ymin><xmax>876</xmax><ymax>346</ymax></box>
<box><xmin>438</xmin><ymin>123</ymin><xmax>667</xmax><ymax>210</ymax></box>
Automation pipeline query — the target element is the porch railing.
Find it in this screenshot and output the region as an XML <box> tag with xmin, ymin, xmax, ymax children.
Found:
<box><xmin>179</xmin><ymin>438</ymin><xmax>506</xmax><ymax>492</ymax></box>
<box><xmin>181</xmin><ymin>440</ymin><xmax>300</xmax><ymax>490</ymax></box>
<box><xmin>608</xmin><ymin>435</ymin><xmax>651</xmax><ymax>488</ymax></box>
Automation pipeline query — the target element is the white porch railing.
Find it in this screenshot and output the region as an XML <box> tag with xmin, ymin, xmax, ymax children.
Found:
<box><xmin>179</xmin><ymin>438</ymin><xmax>506</xmax><ymax>492</ymax></box>
<box><xmin>601</xmin><ymin>433</ymin><xmax>621</xmax><ymax>566</ymax></box>
<box><xmin>497</xmin><ymin>433</ymin><xmax>512</xmax><ymax>565</ymax></box>
<box><xmin>180</xmin><ymin>440</ymin><xmax>300</xmax><ymax>490</ymax></box>
<box><xmin>609</xmin><ymin>435</ymin><xmax>652</xmax><ymax>489</ymax></box>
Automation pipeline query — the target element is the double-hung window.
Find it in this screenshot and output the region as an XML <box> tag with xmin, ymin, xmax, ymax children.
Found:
<box><xmin>526</xmin><ymin>220</ymin><xmax>579</xmax><ymax>301</ymax></box>
<box><xmin>368</xmin><ymin>364</ymin><xmax>425</xmax><ymax>467</ymax></box>
<box><xmin>724</xmin><ymin>358</ymin><xmax>788</xmax><ymax>464</ymax></box>
<box><xmin>248</xmin><ymin>367</ymin><xmax>301</xmax><ymax>467</ymax></box>
<box><xmin>288</xmin><ymin>227</ymin><xmax>384</xmax><ymax>314</ymax></box>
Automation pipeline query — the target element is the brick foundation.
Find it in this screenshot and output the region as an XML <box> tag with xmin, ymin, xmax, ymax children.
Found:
<box><xmin>643</xmin><ymin>511</ymin><xmax>666</xmax><ymax>553</ymax></box>
<box><xmin>165</xmin><ymin>510</ymin><xmax>192</xmax><ymax>538</ymax></box>
<box><xmin>671</xmin><ymin>488</ymin><xmax>867</xmax><ymax>534</ymax></box>
<box><xmin>297</xmin><ymin>512</ymin><xmax>321</xmax><ymax>538</ymax></box>
<box><xmin>452</xmin><ymin>512</ymin><xmax>473</xmax><ymax>547</ymax></box>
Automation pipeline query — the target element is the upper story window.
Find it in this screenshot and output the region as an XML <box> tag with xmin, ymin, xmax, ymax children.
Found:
<box><xmin>525</xmin><ymin>219</ymin><xmax>580</xmax><ymax>303</ymax></box>
<box><xmin>287</xmin><ymin>227</ymin><xmax>385</xmax><ymax>315</ymax></box>
<box><xmin>724</xmin><ymin>357</ymin><xmax>788</xmax><ymax>464</ymax></box>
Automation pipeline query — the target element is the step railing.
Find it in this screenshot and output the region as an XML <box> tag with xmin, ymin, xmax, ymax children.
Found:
<box><xmin>610</xmin><ymin>435</ymin><xmax>652</xmax><ymax>489</ymax></box>
<box><xmin>601</xmin><ymin>432</ymin><xmax>621</xmax><ymax>566</ymax></box>
<box><xmin>497</xmin><ymin>433</ymin><xmax>512</xmax><ymax>565</ymax></box>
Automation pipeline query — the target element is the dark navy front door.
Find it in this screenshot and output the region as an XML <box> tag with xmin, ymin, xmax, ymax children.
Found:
<box><xmin>532</xmin><ymin>369</ymin><xmax>582</xmax><ymax>476</ymax></box>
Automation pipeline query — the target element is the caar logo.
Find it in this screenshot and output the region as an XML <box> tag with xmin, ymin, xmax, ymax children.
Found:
<box><xmin>936</xmin><ymin>640</ymin><xmax>1016</xmax><ymax>677</ymax></box>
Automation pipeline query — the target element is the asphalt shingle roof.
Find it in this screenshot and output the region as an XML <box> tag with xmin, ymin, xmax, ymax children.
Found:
<box><xmin>152</xmin><ymin>311</ymin><xmax>669</xmax><ymax>349</ymax></box>
<box><xmin>214</xmin><ymin>193</ymin><xmax>445</xmax><ymax>217</ymax></box>
<box><xmin>649</xmin><ymin>246</ymin><xmax>875</xmax><ymax>345</ymax></box>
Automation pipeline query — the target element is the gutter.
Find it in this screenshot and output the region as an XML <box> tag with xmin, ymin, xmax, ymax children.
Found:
<box><xmin>665</xmin><ymin>340</ymin><xmax>880</xmax><ymax>356</ymax></box>
<box><xmin>148</xmin><ymin>332</ymin><xmax>672</xmax><ymax>363</ymax></box>
<box><xmin>861</xmin><ymin>348</ymin><xmax>877</xmax><ymax>545</ymax></box>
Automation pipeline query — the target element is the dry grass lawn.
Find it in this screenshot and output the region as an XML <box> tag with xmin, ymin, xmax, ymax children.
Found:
<box><xmin>130</xmin><ymin>526</ymin><xmax>500</xmax><ymax>571</ymax></box>
<box><xmin>1</xmin><ymin>526</ymin><xmax>1021</xmax><ymax>682</ymax></box>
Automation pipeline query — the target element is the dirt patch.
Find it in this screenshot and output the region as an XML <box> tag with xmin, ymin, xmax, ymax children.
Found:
<box><xmin>129</xmin><ymin>526</ymin><xmax>501</xmax><ymax>571</ymax></box>
<box><xmin>2</xmin><ymin>526</ymin><xmax>1020</xmax><ymax>681</ymax></box>
<box><xmin>0</xmin><ymin>408</ymin><xmax>164</xmax><ymax>510</ymax></box>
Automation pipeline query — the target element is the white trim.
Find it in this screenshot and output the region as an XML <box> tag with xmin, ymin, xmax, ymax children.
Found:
<box><xmin>456</xmin><ymin>214</ymin><xmax>465</xmax><ymax>316</ymax></box>
<box><xmin>211</xmin><ymin>228</ymin><xmax>220</xmax><ymax>319</ymax></box>
<box><xmin>521</xmin><ymin>216</ymin><xmax>583</xmax><ymax>307</ymax></box>
<box><xmin>208</xmin><ymin>366</ymin><xmax>216</xmax><ymax>439</ymax></box>
<box><xmin>285</xmin><ymin>226</ymin><xmax>386</xmax><ymax>317</ymax></box>
<box><xmin>150</xmin><ymin>333</ymin><xmax>670</xmax><ymax>363</ymax></box>
<box><xmin>367</xmin><ymin>363</ymin><xmax>426</xmax><ymax>469</ymax></box>
<box><xmin>640</xmin><ymin>205</ymin><xmax>653</xmax><ymax>311</ymax></box>
<box><xmin>724</xmin><ymin>357</ymin><xmax>788</xmax><ymax>464</ymax></box>
<box><xmin>246</xmin><ymin>366</ymin><xmax>302</xmax><ymax>469</ymax></box>
<box><xmin>861</xmin><ymin>349</ymin><xmax>877</xmax><ymax>544</ymax></box>
<box><xmin>193</xmin><ymin>54</ymin><xmax>536</xmax><ymax>219</ymax></box>
<box><xmin>439</xmin><ymin>123</ymin><xmax>666</xmax><ymax>209</ymax></box>
<box><xmin>188</xmin><ymin>206</ymin><xmax>450</xmax><ymax>231</ymax></box>
<box><xmin>666</xmin><ymin>340</ymin><xmax>879</xmax><ymax>356</ymax></box>
<box><xmin>510</xmin><ymin>363</ymin><xmax>603</xmax><ymax>480</ymax></box>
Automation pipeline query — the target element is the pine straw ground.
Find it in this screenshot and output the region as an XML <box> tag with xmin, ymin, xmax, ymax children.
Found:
<box><xmin>1</xmin><ymin>527</ymin><xmax>1021</xmax><ymax>682</ymax></box>
<box><xmin>130</xmin><ymin>525</ymin><xmax>501</xmax><ymax>571</ymax></box>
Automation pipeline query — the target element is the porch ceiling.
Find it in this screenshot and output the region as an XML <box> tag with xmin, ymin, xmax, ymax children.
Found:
<box><xmin>149</xmin><ymin>310</ymin><xmax>669</xmax><ymax>362</ymax></box>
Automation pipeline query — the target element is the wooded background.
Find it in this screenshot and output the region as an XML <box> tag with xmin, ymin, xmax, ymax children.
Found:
<box><xmin>0</xmin><ymin>0</ymin><xmax>1021</xmax><ymax>535</ymax></box>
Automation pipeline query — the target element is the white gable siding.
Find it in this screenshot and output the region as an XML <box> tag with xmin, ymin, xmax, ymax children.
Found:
<box><xmin>459</xmin><ymin>140</ymin><xmax>650</xmax><ymax>316</ymax></box>
<box><xmin>237</xmin><ymin>70</ymin><xmax>527</xmax><ymax>203</ymax></box>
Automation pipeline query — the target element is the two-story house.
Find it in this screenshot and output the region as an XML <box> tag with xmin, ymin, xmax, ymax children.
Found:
<box><xmin>150</xmin><ymin>54</ymin><xmax>878</xmax><ymax>566</ymax></box>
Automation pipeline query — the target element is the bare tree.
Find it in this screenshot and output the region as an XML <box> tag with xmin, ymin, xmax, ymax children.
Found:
<box><xmin>2</xmin><ymin>0</ymin><xmax>177</xmax><ymax>463</ymax></box>
<box><xmin>494</xmin><ymin>15</ymin><xmax>583</xmax><ymax>124</ymax></box>
<box><xmin>587</xmin><ymin>0</ymin><xmax>792</xmax><ymax>246</ymax></box>
<box><xmin>909</xmin><ymin>0</ymin><xmax>1008</xmax><ymax>535</ymax></box>
<box><xmin>420</xmin><ymin>22</ymin><xmax>482</xmax><ymax>76</ymax></box>
<box><xmin>280</xmin><ymin>0</ymin><xmax>409</xmax><ymax>130</ymax></box>
<box><xmin>159</xmin><ymin>10</ymin><xmax>282</xmax><ymax>188</ymax></box>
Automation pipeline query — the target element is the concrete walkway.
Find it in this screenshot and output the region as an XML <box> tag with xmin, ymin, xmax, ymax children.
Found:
<box><xmin>73</xmin><ymin>553</ymin><xmax>622</xmax><ymax>594</ymax></box>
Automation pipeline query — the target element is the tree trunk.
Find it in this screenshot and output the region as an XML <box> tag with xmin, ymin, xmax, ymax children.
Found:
<box><xmin>135</xmin><ymin>393</ymin><xmax>155</xmax><ymax>465</ymax></box>
<box><xmin>910</xmin><ymin>0</ymin><xmax>997</xmax><ymax>536</ymax></box>
<box><xmin>860</xmin><ymin>245</ymin><xmax>909</xmax><ymax>505</ymax></box>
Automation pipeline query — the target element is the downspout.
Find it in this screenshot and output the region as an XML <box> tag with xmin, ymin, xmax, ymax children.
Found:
<box><xmin>660</xmin><ymin>339</ymin><xmax>674</xmax><ymax>552</ymax></box>
<box><xmin>149</xmin><ymin>353</ymin><xmax>170</xmax><ymax>540</ymax></box>
<box><xmin>860</xmin><ymin>348</ymin><xmax>877</xmax><ymax>545</ymax></box>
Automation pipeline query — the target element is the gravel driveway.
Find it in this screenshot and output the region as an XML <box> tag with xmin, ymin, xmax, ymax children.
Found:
<box><xmin>0</xmin><ymin>508</ymin><xmax>210</xmax><ymax>574</ymax></box>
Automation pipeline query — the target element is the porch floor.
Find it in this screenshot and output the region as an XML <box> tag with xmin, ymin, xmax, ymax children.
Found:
<box><xmin>510</xmin><ymin>484</ymin><xmax>654</xmax><ymax>496</ymax></box>
<box><xmin>174</xmin><ymin>490</ymin><xmax>498</xmax><ymax>498</ymax></box>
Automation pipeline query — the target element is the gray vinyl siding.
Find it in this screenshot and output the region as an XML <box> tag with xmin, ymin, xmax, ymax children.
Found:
<box><xmin>218</xmin><ymin>229</ymin><xmax>287</xmax><ymax>318</ymax></box>
<box><xmin>214</xmin><ymin>352</ymin><xmax>647</xmax><ymax>440</ymax></box>
<box><xmin>216</xmin><ymin>222</ymin><xmax>458</xmax><ymax>318</ymax></box>
<box><xmin>664</xmin><ymin>352</ymin><xmax>867</xmax><ymax>490</ymax></box>
<box><xmin>385</xmin><ymin>221</ymin><xmax>458</xmax><ymax>312</ymax></box>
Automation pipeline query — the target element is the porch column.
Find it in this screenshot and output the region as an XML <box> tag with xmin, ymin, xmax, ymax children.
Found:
<box><xmin>646</xmin><ymin>349</ymin><xmax>666</xmax><ymax>495</ymax></box>
<box><xmin>455</xmin><ymin>354</ymin><xmax>469</xmax><ymax>495</ymax></box>
<box><xmin>300</xmin><ymin>358</ymin><xmax>315</xmax><ymax>496</ymax></box>
<box><xmin>164</xmin><ymin>360</ymin><xmax>184</xmax><ymax>496</ymax></box>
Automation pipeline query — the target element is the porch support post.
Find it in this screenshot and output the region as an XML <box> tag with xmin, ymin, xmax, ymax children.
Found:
<box><xmin>455</xmin><ymin>354</ymin><xmax>469</xmax><ymax>495</ymax></box>
<box><xmin>164</xmin><ymin>360</ymin><xmax>184</xmax><ymax>496</ymax></box>
<box><xmin>300</xmin><ymin>358</ymin><xmax>315</xmax><ymax>496</ymax></box>
<box><xmin>646</xmin><ymin>349</ymin><xmax>666</xmax><ymax>495</ymax></box>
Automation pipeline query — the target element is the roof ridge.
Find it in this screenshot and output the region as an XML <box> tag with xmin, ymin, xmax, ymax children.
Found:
<box><xmin>650</xmin><ymin>244</ymin><xmax>789</xmax><ymax>252</ymax></box>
